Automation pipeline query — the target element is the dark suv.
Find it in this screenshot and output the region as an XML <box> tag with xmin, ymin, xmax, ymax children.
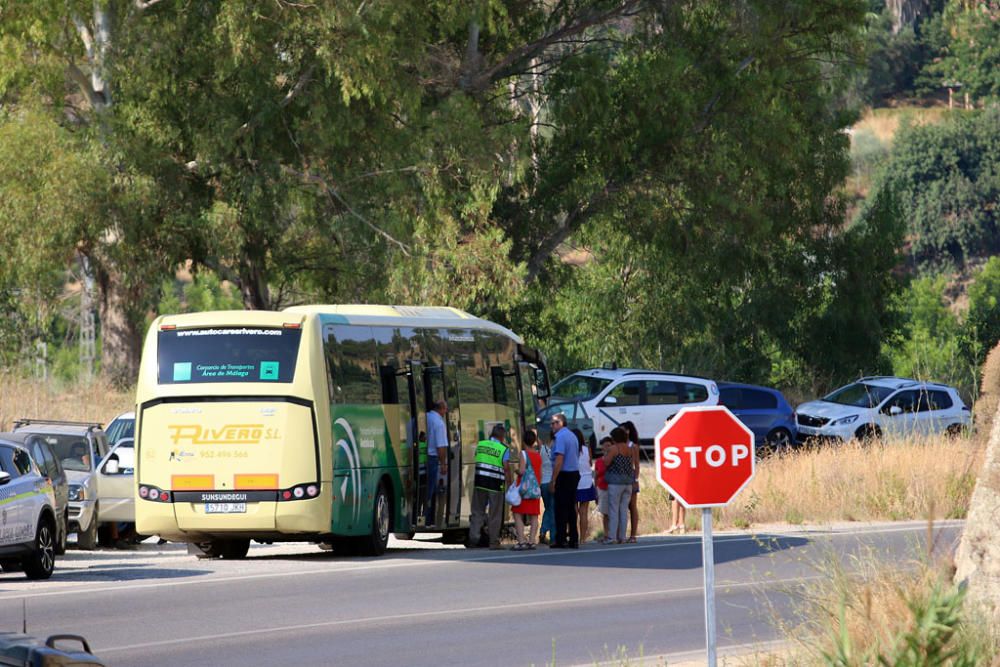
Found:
<box><xmin>0</xmin><ymin>432</ymin><xmax>69</xmax><ymax>555</ymax></box>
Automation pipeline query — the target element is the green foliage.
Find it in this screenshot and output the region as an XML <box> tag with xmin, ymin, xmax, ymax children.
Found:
<box><xmin>822</xmin><ymin>581</ymin><xmax>980</xmax><ymax>666</ymax></box>
<box><xmin>157</xmin><ymin>271</ymin><xmax>243</xmax><ymax>316</ymax></box>
<box><xmin>922</xmin><ymin>1</ymin><xmax>1000</xmax><ymax>103</ymax></box>
<box><xmin>965</xmin><ymin>256</ymin><xmax>1000</xmax><ymax>365</ymax></box>
<box><xmin>884</xmin><ymin>274</ymin><xmax>971</xmax><ymax>392</ymax></box>
<box><xmin>870</xmin><ymin>108</ymin><xmax>1000</xmax><ymax>269</ymax></box>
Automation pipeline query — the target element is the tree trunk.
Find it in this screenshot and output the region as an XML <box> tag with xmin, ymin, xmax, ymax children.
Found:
<box><xmin>953</xmin><ymin>342</ymin><xmax>1000</xmax><ymax>624</ymax></box>
<box><xmin>96</xmin><ymin>265</ymin><xmax>142</xmax><ymax>387</ymax></box>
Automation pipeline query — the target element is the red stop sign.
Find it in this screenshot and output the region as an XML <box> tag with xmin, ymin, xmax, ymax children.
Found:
<box><xmin>654</xmin><ymin>406</ymin><xmax>755</xmax><ymax>508</ymax></box>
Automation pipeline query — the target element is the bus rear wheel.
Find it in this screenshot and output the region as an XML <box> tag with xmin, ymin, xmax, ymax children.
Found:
<box><xmin>357</xmin><ymin>482</ymin><xmax>391</xmax><ymax>557</ymax></box>
<box><xmin>192</xmin><ymin>538</ymin><xmax>250</xmax><ymax>560</ymax></box>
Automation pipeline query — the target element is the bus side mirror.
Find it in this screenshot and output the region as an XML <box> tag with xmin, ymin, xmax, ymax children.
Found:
<box><xmin>534</xmin><ymin>368</ymin><xmax>550</xmax><ymax>399</ymax></box>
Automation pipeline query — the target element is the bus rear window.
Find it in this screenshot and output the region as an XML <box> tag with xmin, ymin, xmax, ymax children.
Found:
<box><xmin>157</xmin><ymin>327</ymin><xmax>301</xmax><ymax>384</ymax></box>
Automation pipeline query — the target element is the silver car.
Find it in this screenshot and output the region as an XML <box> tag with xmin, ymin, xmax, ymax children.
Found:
<box><xmin>11</xmin><ymin>420</ymin><xmax>129</xmax><ymax>550</ymax></box>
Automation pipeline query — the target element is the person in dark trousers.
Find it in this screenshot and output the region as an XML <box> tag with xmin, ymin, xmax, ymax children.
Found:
<box><xmin>547</xmin><ymin>413</ymin><xmax>580</xmax><ymax>549</ymax></box>
<box><xmin>467</xmin><ymin>423</ymin><xmax>511</xmax><ymax>549</ymax></box>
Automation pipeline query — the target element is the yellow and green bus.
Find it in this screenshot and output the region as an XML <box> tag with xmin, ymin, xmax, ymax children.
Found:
<box><xmin>134</xmin><ymin>305</ymin><xmax>550</xmax><ymax>558</ymax></box>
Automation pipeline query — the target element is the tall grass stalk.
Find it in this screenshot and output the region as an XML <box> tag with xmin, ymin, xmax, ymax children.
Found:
<box><xmin>637</xmin><ymin>434</ymin><xmax>984</xmax><ymax>534</ymax></box>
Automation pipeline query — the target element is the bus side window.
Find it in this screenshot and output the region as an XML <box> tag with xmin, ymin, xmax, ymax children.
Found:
<box><xmin>491</xmin><ymin>366</ymin><xmax>507</xmax><ymax>405</ymax></box>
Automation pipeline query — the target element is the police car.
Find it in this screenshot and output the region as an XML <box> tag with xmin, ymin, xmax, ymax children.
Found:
<box><xmin>0</xmin><ymin>439</ymin><xmax>58</xmax><ymax>580</ymax></box>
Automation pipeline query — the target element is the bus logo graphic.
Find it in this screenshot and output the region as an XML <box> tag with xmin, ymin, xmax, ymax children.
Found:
<box><xmin>334</xmin><ymin>418</ymin><xmax>362</xmax><ymax>521</ymax></box>
<box><xmin>168</xmin><ymin>424</ymin><xmax>265</xmax><ymax>445</ymax></box>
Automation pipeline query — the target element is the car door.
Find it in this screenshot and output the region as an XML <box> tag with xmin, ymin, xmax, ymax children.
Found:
<box><xmin>919</xmin><ymin>389</ymin><xmax>954</xmax><ymax>435</ymax></box>
<box><xmin>735</xmin><ymin>389</ymin><xmax>780</xmax><ymax>443</ymax></box>
<box><xmin>95</xmin><ymin>441</ymin><xmax>135</xmax><ymax>523</ymax></box>
<box><xmin>0</xmin><ymin>446</ymin><xmax>31</xmax><ymax>546</ymax></box>
<box><xmin>594</xmin><ymin>380</ymin><xmax>643</xmax><ymax>442</ymax></box>
<box><xmin>879</xmin><ymin>390</ymin><xmax>918</xmax><ymax>437</ymax></box>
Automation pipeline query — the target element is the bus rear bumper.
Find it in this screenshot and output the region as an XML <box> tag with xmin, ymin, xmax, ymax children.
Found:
<box><xmin>137</xmin><ymin>496</ymin><xmax>330</xmax><ymax>536</ymax></box>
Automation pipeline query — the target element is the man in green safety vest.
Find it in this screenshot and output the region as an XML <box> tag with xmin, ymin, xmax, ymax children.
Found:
<box><xmin>467</xmin><ymin>423</ymin><xmax>511</xmax><ymax>549</ymax></box>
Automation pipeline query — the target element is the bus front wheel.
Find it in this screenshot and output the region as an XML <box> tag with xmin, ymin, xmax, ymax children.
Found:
<box><xmin>357</xmin><ymin>482</ymin><xmax>391</xmax><ymax>557</ymax></box>
<box><xmin>192</xmin><ymin>538</ymin><xmax>250</xmax><ymax>560</ymax></box>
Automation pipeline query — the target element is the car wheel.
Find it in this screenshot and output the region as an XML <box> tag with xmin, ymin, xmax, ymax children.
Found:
<box><xmin>191</xmin><ymin>539</ymin><xmax>251</xmax><ymax>560</ymax></box>
<box><xmin>77</xmin><ymin>512</ymin><xmax>98</xmax><ymax>550</ymax></box>
<box><xmin>54</xmin><ymin>509</ymin><xmax>68</xmax><ymax>556</ymax></box>
<box><xmin>764</xmin><ymin>428</ymin><xmax>794</xmax><ymax>456</ymax></box>
<box><xmin>855</xmin><ymin>424</ymin><xmax>881</xmax><ymax>444</ymax></box>
<box><xmin>23</xmin><ymin>517</ymin><xmax>56</xmax><ymax>580</ymax></box>
<box><xmin>356</xmin><ymin>482</ymin><xmax>391</xmax><ymax>557</ymax></box>
<box><xmin>945</xmin><ymin>423</ymin><xmax>967</xmax><ymax>438</ymax></box>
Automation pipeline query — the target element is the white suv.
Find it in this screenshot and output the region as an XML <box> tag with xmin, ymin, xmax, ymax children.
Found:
<box><xmin>795</xmin><ymin>376</ymin><xmax>972</xmax><ymax>443</ymax></box>
<box><xmin>548</xmin><ymin>368</ymin><xmax>719</xmax><ymax>454</ymax></box>
<box><xmin>0</xmin><ymin>440</ymin><xmax>58</xmax><ymax>579</ymax></box>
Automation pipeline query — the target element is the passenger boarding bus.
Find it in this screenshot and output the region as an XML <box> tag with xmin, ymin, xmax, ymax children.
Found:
<box><xmin>134</xmin><ymin>305</ymin><xmax>550</xmax><ymax>558</ymax></box>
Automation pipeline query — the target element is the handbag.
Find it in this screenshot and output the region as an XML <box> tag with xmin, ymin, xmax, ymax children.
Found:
<box><xmin>505</xmin><ymin>481</ymin><xmax>522</xmax><ymax>506</ymax></box>
<box><xmin>518</xmin><ymin>452</ymin><xmax>541</xmax><ymax>500</ymax></box>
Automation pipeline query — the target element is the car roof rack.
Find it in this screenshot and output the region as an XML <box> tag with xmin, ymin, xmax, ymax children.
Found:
<box><xmin>619</xmin><ymin>370</ymin><xmax>714</xmax><ymax>382</ymax></box>
<box><xmin>13</xmin><ymin>418</ymin><xmax>103</xmax><ymax>430</ymax></box>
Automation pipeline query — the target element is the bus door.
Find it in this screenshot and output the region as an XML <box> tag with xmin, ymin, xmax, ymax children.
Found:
<box><xmin>516</xmin><ymin>361</ymin><xmax>540</xmax><ymax>436</ymax></box>
<box><xmin>423</xmin><ymin>364</ymin><xmax>462</xmax><ymax>527</ymax></box>
<box><xmin>407</xmin><ymin>360</ymin><xmax>428</xmax><ymax>528</ymax></box>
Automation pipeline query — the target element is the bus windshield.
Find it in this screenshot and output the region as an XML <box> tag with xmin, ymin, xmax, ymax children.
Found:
<box><xmin>157</xmin><ymin>327</ymin><xmax>302</xmax><ymax>384</ymax></box>
<box><xmin>550</xmin><ymin>374</ymin><xmax>612</xmax><ymax>402</ymax></box>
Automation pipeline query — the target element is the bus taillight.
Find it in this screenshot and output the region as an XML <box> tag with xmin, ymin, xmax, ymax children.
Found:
<box><xmin>278</xmin><ymin>483</ymin><xmax>319</xmax><ymax>501</ymax></box>
<box><xmin>140</xmin><ymin>484</ymin><xmax>172</xmax><ymax>502</ymax></box>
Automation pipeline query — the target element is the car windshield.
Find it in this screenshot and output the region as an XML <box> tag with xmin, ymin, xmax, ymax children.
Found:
<box><xmin>105</xmin><ymin>416</ymin><xmax>135</xmax><ymax>445</ymax></box>
<box><xmin>28</xmin><ymin>434</ymin><xmax>94</xmax><ymax>472</ymax></box>
<box><xmin>550</xmin><ymin>374</ymin><xmax>611</xmax><ymax>402</ymax></box>
<box><xmin>822</xmin><ymin>382</ymin><xmax>895</xmax><ymax>408</ymax></box>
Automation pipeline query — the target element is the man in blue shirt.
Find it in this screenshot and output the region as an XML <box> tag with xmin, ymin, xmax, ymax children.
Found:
<box><xmin>425</xmin><ymin>399</ymin><xmax>449</xmax><ymax>525</ymax></box>
<box><xmin>548</xmin><ymin>413</ymin><xmax>580</xmax><ymax>548</ymax></box>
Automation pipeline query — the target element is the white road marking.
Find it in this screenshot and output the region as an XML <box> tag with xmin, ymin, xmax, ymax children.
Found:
<box><xmin>0</xmin><ymin>520</ymin><xmax>960</xmax><ymax>603</ymax></box>
<box><xmin>96</xmin><ymin>575</ymin><xmax>824</xmax><ymax>654</ymax></box>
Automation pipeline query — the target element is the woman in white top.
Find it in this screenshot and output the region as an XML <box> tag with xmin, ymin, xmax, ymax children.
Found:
<box><xmin>573</xmin><ymin>428</ymin><xmax>597</xmax><ymax>542</ymax></box>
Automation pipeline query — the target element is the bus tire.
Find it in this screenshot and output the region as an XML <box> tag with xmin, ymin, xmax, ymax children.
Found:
<box><xmin>357</xmin><ymin>482</ymin><xmax>391</xmax><ymax>557</ymax></box>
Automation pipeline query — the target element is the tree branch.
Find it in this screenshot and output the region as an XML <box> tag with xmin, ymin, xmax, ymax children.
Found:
<box><xmin>65</xmin><ymin>62</ymin><xmax>103</xmax><ymax>111</ymax></box>
<box><xmin>236</xmin><ymin>64</ymin><xmax>315</xmax><ymax>139</ymax></box>
<box><xmin>462</xmin><ymin>0</ymin><xmax>643</xmax><ymax>93</ymax></box>
<box><xmin>134</xmin><ymin>0</ymin><xmax>167</xmax><ymax>10</ymax></box>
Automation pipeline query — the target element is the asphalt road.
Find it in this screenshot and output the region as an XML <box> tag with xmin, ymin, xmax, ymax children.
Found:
<box><xmin>0</xmin><ymin>520</ymin><xmax>963</xmax><ymax>666</ymax></box>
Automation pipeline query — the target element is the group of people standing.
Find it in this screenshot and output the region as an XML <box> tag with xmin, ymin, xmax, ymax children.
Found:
<box><xmin>430</xmin><ymin>405</ymin><xmax>666</xmax><ymax>551</ymax></box>
<box><xmin>470</xmin><ymin>413</ymin><xmax>645</xmax><ymax>550</ymax></box>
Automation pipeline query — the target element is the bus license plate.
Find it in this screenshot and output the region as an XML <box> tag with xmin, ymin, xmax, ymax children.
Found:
<box><xmin>205</xmin><ymin>502</ymin><xmax>246</xmax><ymax>514</ymax></box>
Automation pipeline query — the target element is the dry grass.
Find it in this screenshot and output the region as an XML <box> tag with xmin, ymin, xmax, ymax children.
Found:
<box><xmin>636</xmin><ymin>433</ymin><xmax>984</xmax><ymax>534</ymax></box>
<box><xmin>0</xmin><ymin>373</ymin><xmax>134</xmax><ymax>432</ymax></box>
<box><xmin>853</xmin><ymin>106</ymin><xmax>950</xmax><ymax>146</ymax></box>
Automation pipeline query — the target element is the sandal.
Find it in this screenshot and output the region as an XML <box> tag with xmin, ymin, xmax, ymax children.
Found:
<box><xmin>626</xmin><ymin>536</ymin><xmax>637</xmax><ymax>543</ymax></box>
<box><xmin>527</xmin><ymin>544</ymin><xmax>537</xmax><ymax>550</ymax></box>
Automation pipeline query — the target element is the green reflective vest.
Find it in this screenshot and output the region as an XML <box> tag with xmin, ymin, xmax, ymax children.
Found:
<box><xmin>473</xmin><ymin>438</ymin><xmax>507</xmax><ymax>492</ymax></box>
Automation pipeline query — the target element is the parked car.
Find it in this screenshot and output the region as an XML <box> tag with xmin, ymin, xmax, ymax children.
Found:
<box><xmin>0</xmin><ymin>439</ymin><xmax>57</xmax><ymax>579</ymax></box>
<box><xmin>548</xmin><ymin>367</ymin><xmax>719</xmax><ymax>456</ymax></box>
<box><xmin>535</xmin><ymin>401</ymin><xmax>595</xmax><ymax>448</ymax></box>
<box><xmin>97</xmin><ymin>438</ymin><xmax>135</xmax><ymax>528</ymax></box>
<box><xmin>718</xmin><ymin>382</ymin><xmax>798</xmax><ymax>454</ymax></box>
<box><xmin>0</xmin><ymin>433</ymin><xmax>69</xmax><ymax>555</ymax></box>
<box><xmin>0</xmin><ymin>631</ymin><xmax>105</xmax><ymax>666</ymax></box>
<box><xmin>11</xmin><ymin>420</ymin><xmax>119</xmax><ymax>550</ymax></box>
<box><xmin>104</xmin><ymin>411</ymin><xmax>135</xmax><ymax>446</ymax></box>
<box><xmin>795</xmin><ymin>376</ymin><xmax>972</xmax><ymax>444</ymax></box>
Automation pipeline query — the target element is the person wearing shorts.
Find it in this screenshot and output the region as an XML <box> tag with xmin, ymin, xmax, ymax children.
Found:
<box><xmin>574</xmin><ymin>429</ymin><xmax>596</xmax><ymax>542</ymax></box>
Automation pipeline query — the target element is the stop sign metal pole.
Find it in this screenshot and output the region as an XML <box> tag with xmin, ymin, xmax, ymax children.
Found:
<box><xmin>701</xmin><ymin>507</ymin><xmax>717</xmax><ymax>667</ymax></box>
<box><xmin>655</xmin><ymin>406</ymin><xmax>755</xmax><ymax>667</ymax></box>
